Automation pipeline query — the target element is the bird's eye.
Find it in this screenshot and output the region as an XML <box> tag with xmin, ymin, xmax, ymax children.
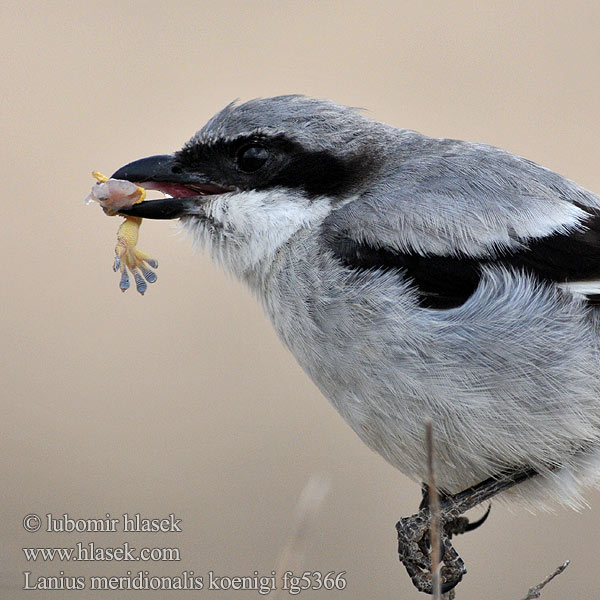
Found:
<box><xmin>237</xmin><ymin>145</ymin><xmax>269</xmax><ymax>172</ymax></box>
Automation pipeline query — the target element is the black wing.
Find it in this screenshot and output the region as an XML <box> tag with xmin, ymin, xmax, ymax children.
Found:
<box><xmin>324</xmin><ymin>213</ymin><xmax>600</xmax><ymax>310</ymax></box>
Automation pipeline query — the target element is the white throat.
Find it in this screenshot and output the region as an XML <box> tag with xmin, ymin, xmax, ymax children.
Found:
<box><xmin>183</xmin><ymin>189</ymin><xmax>332</xmax><ymax>282</ymax></box>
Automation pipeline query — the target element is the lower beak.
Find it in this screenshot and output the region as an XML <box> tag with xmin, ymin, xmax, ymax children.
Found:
<box><xmin>110</xmin><ymin>154</ymin><xmax>210</xmax><ymax>220</ymax></box>
<box><xmin>116</xmin><ymin>197</ymin><xmax>199</xmax><ymax>220</ymax></box>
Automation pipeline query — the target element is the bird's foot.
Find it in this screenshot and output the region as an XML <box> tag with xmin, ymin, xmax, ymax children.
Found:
<box><xmin>418</xmin><ymin>483</ymin><xmax>491</xmax><ymax>538</ymax></box>
<box><xmin>396</xmin><ymin>509</ymin><xmax>466</xmax><ymax>595</ymax></box>
<box><xmin>397</xmin><ymin>468</ymin><xmax>537</xmax><ymax>594</ymax></box>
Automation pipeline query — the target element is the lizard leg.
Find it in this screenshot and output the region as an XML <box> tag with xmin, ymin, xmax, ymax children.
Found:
<box><xmin>113</xmin><ymin>217</ymin><xmax>158</xmax><ymax>294</ymax></box>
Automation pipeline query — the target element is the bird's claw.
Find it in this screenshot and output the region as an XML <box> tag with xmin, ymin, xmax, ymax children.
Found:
<box><xmin>450</xmin><ymin>503</ymin><xmax>491</xmax><ymax>535</ymax></box>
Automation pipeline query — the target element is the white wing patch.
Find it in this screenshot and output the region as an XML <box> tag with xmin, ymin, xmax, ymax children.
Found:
<box><xmin>558</xmin><ymin>280</ymin><xmax>600</xmax><ymax>298</ymax></box>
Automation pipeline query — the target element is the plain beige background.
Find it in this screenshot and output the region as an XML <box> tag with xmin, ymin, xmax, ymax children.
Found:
<box><xmin>3</xmin><ymin>1</ymin><xmax>600</xmax><ymax>598</ymax></box>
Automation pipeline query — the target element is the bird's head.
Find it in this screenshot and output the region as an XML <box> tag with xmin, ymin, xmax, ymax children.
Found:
<box><xmin>112</xmin><ymin>95</ymin><xmax>387</xmax><ymax>279</ymax></box>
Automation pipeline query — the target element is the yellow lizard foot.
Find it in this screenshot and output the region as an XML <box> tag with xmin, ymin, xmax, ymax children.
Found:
<box><xmin>113</xmin><ymin>217</ymin><xmax>158</xmax><ymax>295</ymax></box>
<box><xmin>87</xmin><ymin>171</ymin><xmax>159</xmax><ymax>295</ymax></box>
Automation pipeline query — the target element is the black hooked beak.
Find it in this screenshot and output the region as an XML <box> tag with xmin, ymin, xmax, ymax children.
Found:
<box><xmin>111</xmin><ymin>154</ymin><xmax>231</xmax><ymax>220</ymax></box>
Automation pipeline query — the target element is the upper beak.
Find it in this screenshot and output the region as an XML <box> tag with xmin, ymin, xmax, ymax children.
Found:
<box><xmin>110</xmin><ymin>154</ymin><xmax>213</xmax><ymax>220</ymax></box>
<box><xmin>111</xmin><ymin>154</ymin><xmax>199</xmax><ymax>185</ymax></box>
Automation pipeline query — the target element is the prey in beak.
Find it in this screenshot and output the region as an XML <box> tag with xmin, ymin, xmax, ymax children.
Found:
<box><xmin>88</xmin><ymin>153</ymin><xmax>235</xmax><ymax>293</ymax></box>
<box><xmin>111</xmin><ymin>154</ymin><xmax>234</xmax><ymax>220</ymax></box>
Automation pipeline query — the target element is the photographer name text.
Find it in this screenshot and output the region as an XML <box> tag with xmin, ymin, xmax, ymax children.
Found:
<box><xmin>41</xmin><ymin>513</ymin><xmax>182</xmax><ymax>533</ymax></box>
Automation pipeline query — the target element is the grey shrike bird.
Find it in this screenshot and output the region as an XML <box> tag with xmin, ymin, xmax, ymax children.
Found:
<box><xmin>111</xmin><ymin>95</ymin><xmax>600</xmax><ymax>592</ymax></box>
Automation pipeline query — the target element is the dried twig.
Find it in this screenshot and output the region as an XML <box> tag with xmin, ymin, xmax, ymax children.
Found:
<box><xmin>520</xmin><ymin>561</ymin><xmax>570</xmax><ymax>600</ymax></box>
<box><xmin>426</xmin><ymin>420</ymin><xmax>442</xmax><ymax>600</ymax></box>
